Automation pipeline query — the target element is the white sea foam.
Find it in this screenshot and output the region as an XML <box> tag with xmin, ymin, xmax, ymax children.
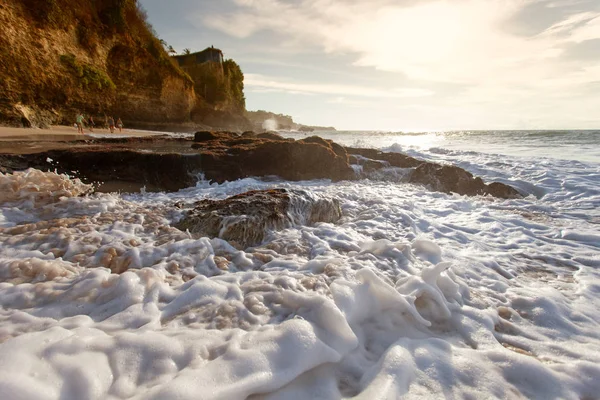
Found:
<box><xmin>1</xmin><ymin>133</ymin><xmax>600</xmax><ymax>399</ymax></box>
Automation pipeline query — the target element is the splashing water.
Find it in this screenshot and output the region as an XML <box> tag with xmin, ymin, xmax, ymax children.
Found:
<box><xmin>1</xmin><ymin>131</ymin><xmax>600</xmax><ymax>399</ymax></box>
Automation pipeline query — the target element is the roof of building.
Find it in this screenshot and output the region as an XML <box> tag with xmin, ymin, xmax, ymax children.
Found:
<box><xmin>174</xmin><ymin>47</ymin><xmax>223</xmax><ymax>59</ymax></box>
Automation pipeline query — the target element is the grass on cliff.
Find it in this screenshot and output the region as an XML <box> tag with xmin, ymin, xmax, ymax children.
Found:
<box><xmin>20</xmin><ymin>0</ymin><xmax>192</xmax><ymax>88</ymax></box>
<box><xmin>184</xmin><ymin>59</ymin><xmax>246</xmax><ymax>111</ymax></box>
<box><xmin>60</xmin><ymin>54</ymin><xmax>116</xmax><ymax>91</ymax></box>
<box><xmin>224</xmin><ymin>59</ymin><xmax>246</xmax><ymax>111</ymax></box>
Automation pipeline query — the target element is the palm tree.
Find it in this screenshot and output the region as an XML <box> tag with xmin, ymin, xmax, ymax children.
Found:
<box><xmin>183</xmin><ymin>48</ymin><xmax>191</xmax><ymax>55</ymax></box>
<box><xmin>168</xmin><ymin>45</ymin><xmax>176</xmax><ymax>55</ymax></box>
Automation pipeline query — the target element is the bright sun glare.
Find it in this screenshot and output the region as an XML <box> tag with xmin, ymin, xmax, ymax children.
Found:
<box><xmin>364</xmin><ymin>2</ymin><xmax>464</xmax><ymax>65</ymax></box>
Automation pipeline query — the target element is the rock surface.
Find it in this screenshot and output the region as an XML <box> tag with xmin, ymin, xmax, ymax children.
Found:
<box><xmin>0</xmin><ymin>133</ymin><xmax>522</xmax><ymax>198</ymax></box>
<box><xmin>346</xmin><ymin>148</ymin><xmax>421</xmax><ymax>168</ymax></box>
<box><xmin>192</xmin><ymin>133</ymin><xmax>354</xmax><ymax>183</ymax></box>
<box><xmin>346</xmin><ymin>146</ymin><xmax>521</xmax><ymax>199</ymax></box>
<box><xmin>409</xmin><ymin>163</ymin><xmax>521</xmax><ymax>198</ymax></box>
<box><xmin>175</xmin><ymin>189</ymin><xmax>342</xmax><ymax>248</ymax></box>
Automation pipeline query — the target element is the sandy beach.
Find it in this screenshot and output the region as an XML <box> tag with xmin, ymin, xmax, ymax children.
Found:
<box><xmin>0</xmin><ymin>125</ymin><xmax>166</xmax><ymax>155</ymax></box>
<box><xmin>0</xmin><ymin>125</ymin><xmax>161</xmax><ymax>141</ymax></box>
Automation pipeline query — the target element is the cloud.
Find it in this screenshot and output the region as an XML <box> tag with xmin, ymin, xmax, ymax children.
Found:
<box><xmin>244</xmin><ymin>73</ymin><xmax>434</xmax><ymax>97</ymax></box>
<box><xmin>561</xmin><ymin>38</ymin><xmax>600</xmax><ymax>60</ymax></box>
<box><xmin>204</xmin><ymin>0</ymin><xmax>600</xmax><ymax>86</ymax></box>
<box><xmin>192</xmin><ymin>0</ymin><xmax>600</xmax><ymax>128</ymax></box>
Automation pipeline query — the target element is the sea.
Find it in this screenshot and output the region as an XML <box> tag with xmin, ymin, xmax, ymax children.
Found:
<box><xmin>0</xmin><ymin>130</ymin><xmax>599</xmax><ymax>399</ymax></box>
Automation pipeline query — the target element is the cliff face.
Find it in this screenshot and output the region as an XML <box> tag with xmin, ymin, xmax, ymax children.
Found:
<box><xmin>177</xmin><ymin>52</ymin><xmax>250</xmax><ymax>131</ymax></box>
<box><xmin>0</xmin><ymin>0</ymin><xmax>247</xmax><ymax>129</ymax></box>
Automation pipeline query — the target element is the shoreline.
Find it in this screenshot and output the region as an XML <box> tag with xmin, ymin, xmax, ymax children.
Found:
<box><xmin>0</xmin><ymin>125</ymin><xmax>164</xmax><ymax>141</ymax></box>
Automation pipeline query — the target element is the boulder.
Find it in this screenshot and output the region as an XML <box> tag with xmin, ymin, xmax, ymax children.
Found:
<box><xmin>194</xmin><ymin>137</ymin><xmax>354</xmax><ymax>182</ymax></box>
<box><xmin>409</xmin><ymin>163</ymin><xmax>521</xmax><ymax>199</ymax></box>
<box><xmin>346</xmin><ymin>148</ymin><xmax>421</xmax><ymax>168</ymax></box>
<box><xmin>174</xmin><ymin>189</ymin><xmax>342</xmax><ymax>248</ymax></box>
<box><xmin>347</xmin><ymin>147</ymin><xmax>521</xmax><ymax>199</ymax></box>
<box><xmin>409</xmin><ymin>163</ymin><xmax>484</xmax><ymax>196</ymax></box>
<box><xmin>300</xmin><ymin>136</ymin><xmax>348</xmax><ymax>162</ymax></box>
<box><xmin>194</xmin><ymin>131</ymin><xmax>239</xmax><ymax>142</ymax></box>
<box><xmin>256</xmin><ymin>131</ymin><xmax>285</xmax><ymax>141</ymax></box>
<box><xmin>485</xmin><ymin>182</ymin><xmax>522</xmax><ymax>199</ymax></box>
<box><xmin>194</xmin><ymin>131</ymin><xmax>220</xmax><ymax>142</ymax></box>
<box><xmin>348</xmin><ymin>154</ymin><xmax>389</xmax><ymax>173</ymax></box>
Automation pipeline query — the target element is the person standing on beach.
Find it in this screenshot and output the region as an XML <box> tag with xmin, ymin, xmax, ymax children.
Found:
<box><xmin>76</xmin><ymin>113</ymin><xmax>84</xmax><ymax>134</ymax></box>
<box><xmin>116</xmin><ymin>118</ymin><xmax>123</xmax><ymax>133</ymax></box>
<box><xmin>88</xmin><ymin>116</ymin><xmax>95</xmax><ymax>133</ymax></box>
<box><xmin>108</xmin><ymin>116</ymin><xmax>115</xmax><ymax>133</ymax></box>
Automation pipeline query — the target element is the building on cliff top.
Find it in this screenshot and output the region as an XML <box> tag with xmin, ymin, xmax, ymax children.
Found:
<box><xmin>172</xmin><ymin>46</ymin><xmax>227</xmax><ymax>104</ymax></box>
<box><xmin>174</xmin><ymin>47</ymin><xmax>224</xmax><ymax>70</ymax></box>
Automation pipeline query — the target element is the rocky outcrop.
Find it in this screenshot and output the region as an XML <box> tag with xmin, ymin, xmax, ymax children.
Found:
<box><xmin>346</xmin><ymin>148</ymin><xmax>421</xmax><ymax>168</ymax></box>
<box><xmin>175</xmin><ymin>189</ymin><xmax>342</xmax><ymax>248</ymax></box>
<box><xmin>0</xmin><ymin>134</ymin><xmax>521</xmax><ymax>199</ymax></box>
<box><xmin>191</xmin><ymin>133</ymin><xmax>354</xmax><ymax>182</ymax></box>
<box><xmin>0</xmin><ymin>134</ymin><xmax>354</xmax><ymax>190</ymax></box>
<box><xmin>346</xmin><ymin>147</ymin><xmax>522</xmax><ymax>199</ymax></box>
<box><xmin>409</xmin><ymin>163</ymin><xmax>521</xmax><ymax>198</ymax></box>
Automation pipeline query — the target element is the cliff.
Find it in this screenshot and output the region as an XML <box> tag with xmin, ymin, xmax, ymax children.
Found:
<box><xmin>0</xmin><ymin>0</ymin><xmax>249</xmax><ymax>130</ymax></box>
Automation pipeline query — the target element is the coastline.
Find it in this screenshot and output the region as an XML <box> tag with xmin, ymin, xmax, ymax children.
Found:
<box><xmin>0</xmin><ymin>125</ymin><xmax>162</xmax><ymax>140</ymax></box>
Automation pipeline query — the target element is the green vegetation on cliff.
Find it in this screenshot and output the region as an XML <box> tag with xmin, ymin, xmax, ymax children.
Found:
<box><xmin>183</xmin><ymin>60</ymin><xmax>245</xmax><ymax>111</ymax></box>
<box><xmin>223</xmin><ymin>59</ymin><xmax>246</xmax><ymax>112</ymax></box>
<box><xmin>171</xmin><ymin>49</ymin><xmax>248</xmax><ymax>130</ymax></box>
<box><xmin>0</xmin><ymin>0</ymin><xmax>249</xmax><ymax>129</ymax></box>
<box><xmin>60</xmin><ymin>54</ymin><xmax>116</xmax><ymax>91</ymax></box>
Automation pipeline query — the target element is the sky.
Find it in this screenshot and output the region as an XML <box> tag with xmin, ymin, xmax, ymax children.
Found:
<box><xmin>139</xmin><ymin>0</ymin><xmax>600</xmax><ymax>131</ymax></box>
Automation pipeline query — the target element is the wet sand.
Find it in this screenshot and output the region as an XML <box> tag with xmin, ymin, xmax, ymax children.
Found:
<box><xmin>0</xmin><ymin>125</ymin><xmax>160</xmax><ymax>140</ymax></box>
<box><xmin>0</xmin><ymin>125</ymin><xmax>166</xmax><ymax>155</ymax></box>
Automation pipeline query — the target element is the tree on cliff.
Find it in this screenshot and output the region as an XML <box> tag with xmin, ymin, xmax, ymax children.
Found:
<box><xmin>183</xmin><ymin>48</ymin><xmax>191</xmax><ymax>55</ymax></box>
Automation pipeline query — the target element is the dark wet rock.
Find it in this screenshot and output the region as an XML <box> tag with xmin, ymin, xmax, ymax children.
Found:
<box><xmin>409</xmin><ymin>163</ymin><xmax>521</xmax><ymax>199</ymax></box>
<box><xmin>0</xmin><ymin>134</ymin><xmax>354</xmax><ymax>191</ymax></box>
<box><xmin>0</xmin><ymin>135</ymin><xmax>520</xmax><ymax>198</ymax></box>
<box><xmin>255</xmin><ymin>131</ymin><xmax>285</xmax><ymax>141</ymax></box>
<box><xmin>409</xmin><ymin>163</ymin><xmax>484</xmax><ymax>196</ymax></box>
<box><xmin>345</xmin><ymin>148</ymin><xmax>421</xmax><ymax>168</ymax></box>
<box><xmin>346</xmin><ymin>147</ymin><xmax>521</xmax><ymax>199</ymax></box>
<box><xmin>194</xmin><ymin>131</ymin><xmax>220</xmax><ymax>142</ymax></box>
<box><xmin>48</xmin><ymin>150</ymin><xmax>201</xmax><ymax>192</ymax></box>
<box><xmin>193</xmin><ymin>131</ymin><xmax>239</xmax><ymax>142</ymax></box>
<box><xmin>174</xmin><ymin>189</ymin><xmax>342</xmax><ymax>248</ymax></box>
<box><xmin>193</xmin><ymin>134</ymin><xmax>353</xmax><ymax>182</ymax></box>
<box><xmin>348</xmin><ymin>154</ymin><xmax>389</xmax><ymax>173</ymax></box>
<box><xmin>485</xmin><ymin>182</ymin><xmax>522</xmax><ymax>199</ymax></box>
<box><xmin>300</xmin><ymin>136</ymin><xmax>348</xmax><ymax>162</ymax></box>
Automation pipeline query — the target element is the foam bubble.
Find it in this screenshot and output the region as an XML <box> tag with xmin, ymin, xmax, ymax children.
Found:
<box><xmin>0</xmin><ymin>163</ymin><xmax>598</xmax><ymax>398</ymax></box>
